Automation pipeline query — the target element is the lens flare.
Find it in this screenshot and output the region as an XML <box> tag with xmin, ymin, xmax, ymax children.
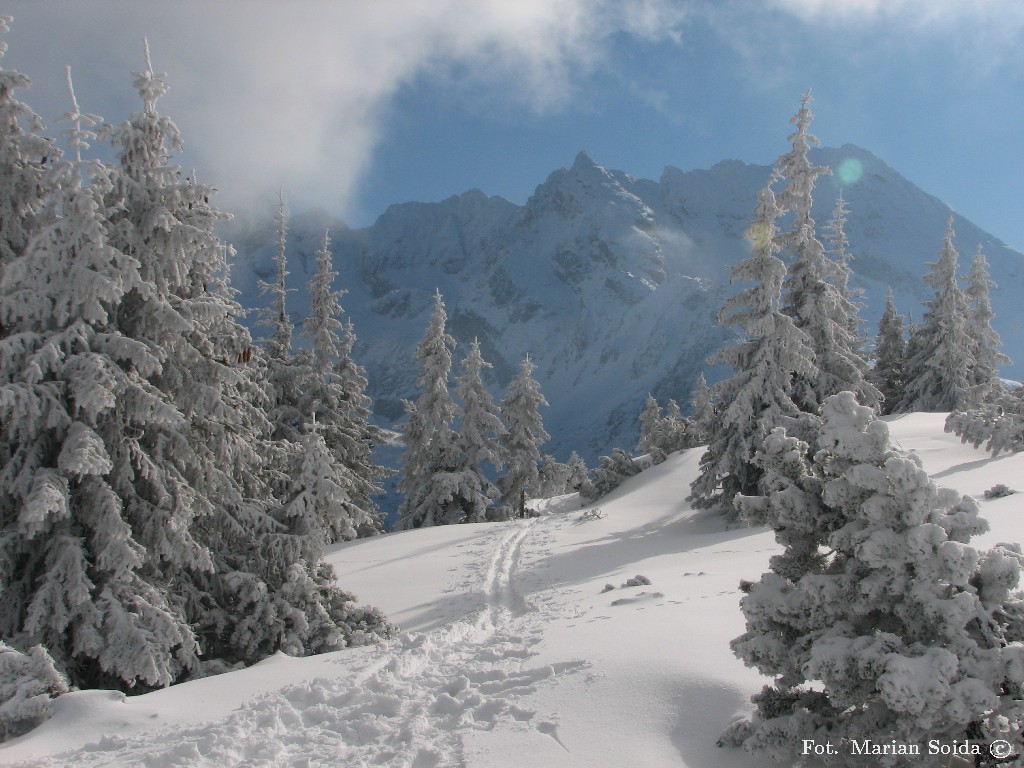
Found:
<box><xmin>837</xmin><ymin>157</ymin><xmax>863</xmax><ymax>186</ymax></box>
<box><xmin>745</xmin><ymin>221</ymin><xmax>772</xmax><ymax>252</ymax></box>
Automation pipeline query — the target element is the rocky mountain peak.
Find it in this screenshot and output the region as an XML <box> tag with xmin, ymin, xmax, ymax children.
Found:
<box><xmin>225</xmin><ymin>147</ymin><xmax>1024</xmax><ymax>480</ymax></box>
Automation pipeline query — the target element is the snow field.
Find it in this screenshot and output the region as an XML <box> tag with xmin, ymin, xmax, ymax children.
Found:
<box><xmin>4</xmin><ymin>411</ymin><xmax>1024</xmax><ymax>767</ymax></box>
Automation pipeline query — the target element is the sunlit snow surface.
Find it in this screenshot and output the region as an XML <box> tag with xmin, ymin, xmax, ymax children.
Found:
<box><xmin>4</xmin><ymin>413</ymin><xmax>1024</xmax><ymax>767</ymax></box>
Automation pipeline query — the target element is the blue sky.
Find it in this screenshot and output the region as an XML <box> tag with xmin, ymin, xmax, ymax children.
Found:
<box><xmin>5</xmin><ymin>1</ymin><xmax>1024</xmax><ymax>251</ymax></box>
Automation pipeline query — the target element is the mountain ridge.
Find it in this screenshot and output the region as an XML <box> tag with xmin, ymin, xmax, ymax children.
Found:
<box><xmin>225</xmin><ymin>144</ymin><xmax>1024</xmax><ymax>468</ymax></box>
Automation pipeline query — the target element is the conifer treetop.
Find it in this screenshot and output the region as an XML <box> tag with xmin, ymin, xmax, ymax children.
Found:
<box><xmin>135</xmin><ymin>39</ymin><xmax>169</xmax><ymax>116</ymax></box>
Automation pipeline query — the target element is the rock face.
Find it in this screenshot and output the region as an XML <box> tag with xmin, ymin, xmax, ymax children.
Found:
<box><xmin>226</xmin><ymin>144</ymin><xmax>1024</xmax><ymax>464</ymax></box>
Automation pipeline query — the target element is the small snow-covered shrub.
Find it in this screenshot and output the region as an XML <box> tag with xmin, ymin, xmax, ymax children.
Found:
<box><xmin>622</xmin><ymin>575</ymin><xmax>652</xmax><ymax>588</ymax></box>
<box><xmin>984</xmin><ymin>484</ymin><xmax>1016</xmax><ymax>500</ymax></box>
<box><xmin>0</xmin><ymin>643</ymin><xmax>68</xmax><ymax>741</ymax></box>
<box><xmin>581</xmin><ymin>449</ymin><xmax>643</xmax><ymax>502</ymax></box>
<box><xmin>318</xmin><ymin>567</ymin><xmax>398</xmax><ymax>647</ymax></box>
<box><xmin>946</xmin><ymin>386</ymin><xmax>1024</xmax><ymax>455</ymax></box>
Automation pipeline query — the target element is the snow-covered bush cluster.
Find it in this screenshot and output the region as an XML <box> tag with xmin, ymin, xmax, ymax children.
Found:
<box><xmin>983</xmin><ymin>483</ymin><xmax>1016</xmax><ymax>500</ymax></box>
<box><xmin>622</xmin><ymin>575</ymin><xmax>652</xmax><ymax>588</ymax></box>
<box><xmin>580</xmin><ymin>448</ymin><xmax>643</xmax><ymax>502</ymax></box>
<box><xmin>0</xmin><ymin>643</ymin><xmax>68</xmax><ymax>740</ymax></box>
<box><xmin>946</xmin><ymin>385</ymin><xmax>1024</xmax><ymax>457</ymax></box>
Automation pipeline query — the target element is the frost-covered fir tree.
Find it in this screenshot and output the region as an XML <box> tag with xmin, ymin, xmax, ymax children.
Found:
<box><xmin>0</xmin><ymin>17</ymin><xmax>56</xmax><ymax>339</ymax></box>
<box><xmin>688</xmin><ymin>175</ymin><xmax>816</xmax><ymax>522</ymax></box>
<box><xmin>637</xmin><ymin>394</ymin><xmax>698</xmax><ymax>460</ymax></box>
<box><xmin>454</xmin><ymin>339</ymin><xmax>506</xmax><ymax>521</ymax></box>
<box><xmin>871</xmin><ymin>288</ymin><xmax>907</xmax><ymax>415</ymax></box>
<box><xmin>658</xmin><ymin>399</ymin><xmax>688</xmax><ymax>454</ymax></box>
<box><xmin>637</xmin><ymin>394</ymin><xmax>662</xmax><ymax>455</ymax></box>
<box><xmin>537</xmin><ymin>454</ymin><xmax>572</xmax><ymax>498</ymax></box>
<box><xmin>257</xmin><ymin>193</ymin><xmax>306</xmax><ymax>446</ymax></box>
<box><xmin>98</xmin><ymin>47</ymin><xmax>285</xmax><ymax>670</ymax></box>
<box><xmin>396</xmin><ymin>292</ymin><xmax>485</xmax><ymax>528</ymax></box>
<box><xmin>301</xmin><ymin>231</ymin><xmax>384</xmax><ymax>539</ymax></box>
<box><xmin>98</xmin><ymin>46</ymin><xmax>378</xmax><ymax>669</ymax></box>
<box><xmin>895</xmin><ymin>218</ymin><xmax>977</xmax><ymax>413</ymax></box>
<box><xmin>964</xmin><ymin>244</ymin><xmax>1008</xmax><ymax>404</ymax></box>
<box><xmin>823</xmin><ymin>190</ymin><xmax>869</xmax><ymax>362</ymax></box>
<box><xmin>0</xmin><ymin>71</ymin><xmax>203</xmax><ymax>689</ymax></box>
<box><xmin>566</xmin><ymin>451</ymin><xmax>590</xmax><ymax>493</ymax></box>
<box><xmin>723</xmin><ymin>392</ymin><xmax>1024</xmax><ymax>765</ymax></box>
<box><xmin>946</xmin><ymin>249</ymin><xmax>1017</xmax><ymax>454</ymax></box>
<box><xmin>686</xmin><ymin>372</ymin><xmax>715</xmax><ymax>447</ymax></box>
<box><xmin>263</xmin><ymin>418</ymin><xmax>395</xmax><ymax>655</ymax></box>
<box><xmin>777</xmin><ymin>92</ymin><xmax>880</xmax><ymax>412</ymax></box>
<box><xmin>334</xmin><ymin>316</ymin><xmax>389</xmax><ymax>537</ymax></box>
<box><xmin>499</xmin><ymin>354</ymin><xmax>551</xmax><ymax>517</ymax></box>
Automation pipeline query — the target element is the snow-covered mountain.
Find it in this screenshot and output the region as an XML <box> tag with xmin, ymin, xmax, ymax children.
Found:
<box><xmin>225</xmin><ymin>145</ymin><xmax>1024</xmax><ymax>464</ymax></box>
<box><xmin>6</xmin><ymin>413</ymin><xmax>1023</xmax><ymax>766</ymax></box>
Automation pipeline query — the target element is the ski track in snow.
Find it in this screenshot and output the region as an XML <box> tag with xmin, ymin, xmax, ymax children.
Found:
<box><xmin>17</xmin><ymin>518</ymin><xmax>587</xmax><ymax>768</ymax></box>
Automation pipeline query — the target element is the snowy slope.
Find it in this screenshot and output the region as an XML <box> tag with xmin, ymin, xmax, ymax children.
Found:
<box><xmin>5</xmin><ymin>414</ymin><xmax>1024</xmax><ymax>767</ymax></box>
<box><xmin>224</xmin><ymin>147</ymin><xmax>1024</xmax><ymax>468</ymax></box>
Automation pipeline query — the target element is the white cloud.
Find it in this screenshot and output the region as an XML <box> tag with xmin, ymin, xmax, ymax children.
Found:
<box><xmin>4</xmin><ymin>0</ymin><xmax>1015</xmax><ymax>222</ymax></box>
<box><xmin>771</xmin><ymin>0</ymin><xmax>1024</xmax><ymax>45</ymax></box>
<box><xmin>770</xmin><ymin>0</ymin><xmax>1024</xmax><ymax>79</ymax></box>
<box><xmin>1</xmin><ymin>0</ymin><xmax>690</xmax><ymax>218</ymax></box>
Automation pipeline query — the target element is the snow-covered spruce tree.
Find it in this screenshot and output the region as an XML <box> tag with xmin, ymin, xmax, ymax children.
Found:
<box><xmin>537</xmin><ymin>454</ymin><xmax>572</xmax><ymax>498</ymax></box>
<box><xmin>895</xmin><ymin>218</ymin><xmax>977</xmax><ymax>413</ymax></box>
<box><xmin>566</xmin><ymin>451</ymin><xmax>590</xmax><ymax>493</ymax></box>
<box><xmin>499</xmin><ymin>354</ymin><xmax>551</xmax><ymax>518</ymax></box>
<box><xmin>256</xmin><ymin>192</ymin><xmax>306</xmax><ymax>447</ymax></box>
<box><xmin>100</xmin><ymin>47</ymin><xmax>378</xmax><ymax>669</ymax></box>
<box><xmin>685</xmin><ymin>372</ymin><xmax>715</xmax><ymax>447</ymax></box>
<box><xmin>871</xmin><ymin>288</ymin><xmax>907</xmax><ymax>415</ymax></box>
<box><xmin>0</xmin><ymin>71</ymin><xmax>204</xmax><ymax>690</ymax></box>
<box><xmin>823</xmin><ymin>190</ymin><xmax>870</xmax><ymax>366</ymax></box>
<box><xmin>658</xmin><ymin>399</ymin><xmax>690</xmax><ymax>455</ymax></box>
<box><xmin>637</xmin><ymin>394</ymin><xmax>662</xmax><ymax>455</ymax></box>
<box><xmin>301</xmin><ymin>231</ymin><xmax>384</xmax><ymax>540</ymax></box>
<box><xmin>0</xmin><ymin>17</ymin><xmax>56</xmax><ymax>339</ymax></box>
<box><xmin>334</xmin><ymin>316</ymin><xmax>389</xmax><ymax>537</ymax></box>
<box><xmin>964</xmin><ymin>244</ymin><xmax>1008</xmax><ymax>404</ymax></box>
<box><xmin>688</xmin><ymin>175</ymin><xmax>816</xmax><ymax>522</ymax></box>
<box><xmin>0</xmin><ymin>642</ymin><xmax>68</xmax><ymax>741</ymax></box>
<box><xmin>264</xmin><ymin>418</ymin><xmax>395</xmax><ymax>654</ymax></box>
<box><xmin>396</xmin><ymin>291</ymin><xmax>483</xmax><ymax>528</ymax></box>
<box><xmin>724</xmin><ymin>391</ymin><xmax>1024</xmax><ymax>765</ymax></box>
<box><xmin>777</xmin><ymin>92</ymin><xmax>880</xmax><ymax>413</ymax></box>
<box><xmin>454</xmin><ymin>338</ymin><xmax>506</xmax><ymax>521</ymax></box>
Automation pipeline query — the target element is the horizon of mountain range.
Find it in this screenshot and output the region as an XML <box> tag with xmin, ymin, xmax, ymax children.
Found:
<box><xmin>224</xmin><ymin>143</ymin><xmax>1024</xmax><ymax>474</ymax></box>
